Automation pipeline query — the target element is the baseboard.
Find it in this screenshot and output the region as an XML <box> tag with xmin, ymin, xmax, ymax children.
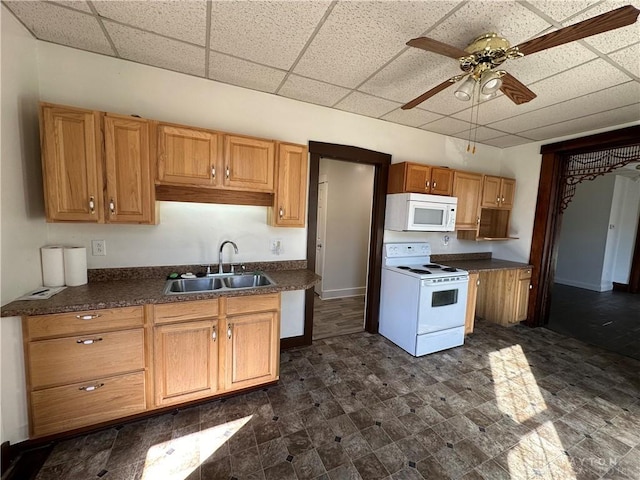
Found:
<box><xmin>318</xmin><ymin>287</ymin><xmax>366</xmax><ymax>299</ymax></box>
<box><xmin>280</xmin><ymin>335</ymin><xmax>310</xmax><ymax>349</ymax></box>
<box><xmin>554</xmin><ymin>278</ymin><xmax>605</xmax><ymax>292</ymax></box>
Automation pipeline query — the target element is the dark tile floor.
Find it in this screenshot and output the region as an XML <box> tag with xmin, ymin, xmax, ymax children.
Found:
<box><xmin>548</xmin><ymin>284</ymin><xmax>640</xmax><ymax>361</ymax></box>
<box><xmin>35</xmin><ymin>320</ymin><xmax>640</xmax><ymax>480</ymax></box>
<box><xmin>313</xmin><ymin>295</ymin><xmax>365</xmax><ymax>340</ymax></box>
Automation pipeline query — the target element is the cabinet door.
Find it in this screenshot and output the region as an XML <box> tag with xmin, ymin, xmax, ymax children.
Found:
<box><xmin>154</xmin><ymin>320</ymin><xmax>219</xmax><ymax>406</ymax></box>
<box><xmin>430</xmin><ymin>167</ymin><xmax>453</xmax><ymax>195</ymax></box>
<box><xmin>157</xmin><ymin>125</ymin><xmax>219</xmax><ymax>186</ymax></box>
<box><xmin>452</xmin><ymin>171</ymin><xmax>483</xmax><ymax>230</ymax></box>
<box><xmin>500</xmin><ymin>178</ymin><xmax>516</xmax><ymax>209</ymax></box>
<box><xmin>271</xmin><ymin>143</ymin><xmax>308</xmax><ymax>227</ymax></box>
<box><xmin>223</xmin><ymin>135</ymin><xmax>275</xmax><ymax>192</ymax></box>
<box><xmin>515</xmin><ymin>268</ymin><xmax>532</xmax><ymax>322</ymax></box>
<box><xmin>104</xmin><ymin>115</ymin><xmax>155</xmax><ymax>224</ymax></box>
<box><xmin>465</xmin><ymin>273</ymin><xmax>479</xmax><ymax>335</ymax></box>
<box><xmin>41</xmin><ymin>104</ymin><xmax>103</xmax><ymax>222</ymax></box>
<box><xmin>481</xmin><ymin>175</ymin><xmax>501</xmax><ymax>208</ymax></box>
<box><xmin>225</xmin><ymin>311</ymin><xmax>279</xmax><ymax>391</ymax></box>
<box><xmin>405</xmin><ymin>163</ymin><xmax>431</xmax><ymax>193</ymax></box>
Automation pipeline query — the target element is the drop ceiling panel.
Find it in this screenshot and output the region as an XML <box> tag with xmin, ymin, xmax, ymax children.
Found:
<box><xmin>483</xmin><ymin>135</ymin><xmax>535</xmax><ymax>148</ymax></box>
<box><xmin>381</xmin><ymin>108</ymin><xmax>443</xmax><ymax>128</ymax></box>
<box><xmin>609</xmin><ymin>42</ymin><xmax>640</xmax><ymax>79</ymax></box>
<box><xmin>426</xmin><ymin>1</ymin><xmax>552</xmax><ymax>52</ymax></box>
<box><xmin>521</xmin><ymin>103</ymin><xmax>640</xmax><ymax>140</ymax></box>
<box><xmin>524</xmin><ymin>0</ymin><xmax>602</xmax><ymax>22</ymax></box>
<box><xmin>4</xmin><ymin>1</ymin><xmax>114</xmax><ymax>55</ymax></box>
<box><xmin>334</xmin><ymin>92</ymin><xmax>400</xmax><ymax>119</ymax></box>
<box><xmin>104</xmin><ymin>21</ymin><xmax>205</xmax><ymax>77</ymax></box>
<box><xmin>93</xmin><ymin>0</ymin><xmax>207</xmax><ymax>46</ymax></box>
<box><xmin>208</xmin><ymin>52</ymin><xmax>286</xmax><ymax>94</ymax></box>
<box><xmin>293</xmin><ymin>0</ymin><xmax>459</xmax><ymax>88</ymax></box>
<box><xmin>359</xmin><ymin>49</ymin><xmax>463</xmax><ymax>112</ymax></box>
<box><xmin>453</xmin><ymin>127</ymin><xmax>511</xmax><ymax>142</ymax></box>
<box><xmin>488</xmin><ymin>82</ymin><xmax>640</xmax><ymax>133</ymax></box>
<box><xmin>420</xmin><ymin>116</ymin><xmax>471</xmax><ymax>135</ymax></box>
<box><xmin>278</xmin><ymin>75</ymin><xmax>350</xmax><ymax>107</ymax></box>
<box><xmin>567</xmin><ymin>0</ymin><xmax>640</xmax><ymax>53</ymax></box>
<box><xmin>52</xmin><ymin>1</ymin><xmax>92</xmax><ymax>14</ymax></box>
<box><xmin>209</xmin><ymin>0</ymin><xmax>332</xmax><ymax>70</ymax></box>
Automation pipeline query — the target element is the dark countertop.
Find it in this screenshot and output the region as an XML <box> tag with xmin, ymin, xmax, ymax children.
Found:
<box><xmin>1</xmin><ymin>268</ymin><xmax>320</xmax><ymax>317</ymax></box>
<box><xmin>442</xmin><ymin>258</ymin><xmax>533</xmax><ymax>273</ymax></box>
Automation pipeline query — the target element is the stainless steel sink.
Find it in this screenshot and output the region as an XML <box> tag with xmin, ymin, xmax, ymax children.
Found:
<box><xmin>224</xmin><ymin>274</ymin><xmax>273</xmax><ymax>289</ymax></box>
<box><xmin>164</xmin><ymin>273</ymin><xmax>275</xmax><ymax>295</ymax></box>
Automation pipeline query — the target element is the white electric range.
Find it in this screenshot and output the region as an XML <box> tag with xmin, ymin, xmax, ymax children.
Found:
<box><xmin>379</xmin><ymin>242</ymin><xmax>469</xmax><ymax>356</ymax></box>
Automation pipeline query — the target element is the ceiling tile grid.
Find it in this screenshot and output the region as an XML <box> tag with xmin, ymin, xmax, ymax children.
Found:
<box><xmin>3</xmin><ymin>0</ymin><xmax>640</xmax><ymax>147</ymax></box>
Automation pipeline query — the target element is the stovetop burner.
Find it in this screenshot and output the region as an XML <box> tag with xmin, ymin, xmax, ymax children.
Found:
<box><xmin>410</xmin><ymin>269</ymin><xmax>431</xmax><ymax>274</ymax></box>
<box><xmin>442</xmin><ymin>267</ymin><xmax>458</xmax><ymax>272</ymax></box>
<box><xmin>397</xmin><ymin>266</ymin><xmax>411</xmax><ymax>270</ymax></box>
<box><xmin>423</xmin><ymin>264</ymin><xmax>441</xmax><ymax>268</ymax></box>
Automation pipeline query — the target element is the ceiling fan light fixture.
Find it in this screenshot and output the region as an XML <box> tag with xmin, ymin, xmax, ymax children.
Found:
<box><xmin>454</xmin><ymin>76</ymin><xmax>475</xmax><ymax>101</ymax></box>
<box><xmin>479</xmin><ymin>91</ymin><xmax>497</xmax><ymax>101</ymax></box>
<box><xmin>480</xmin><ymin>70</ymin><xmax>503</xmax><ymax>94</ymax></box>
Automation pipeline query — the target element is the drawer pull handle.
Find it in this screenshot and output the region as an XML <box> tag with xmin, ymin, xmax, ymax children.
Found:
<box><xmin>211</xmin><ymin>166</ymin><xmax>216</xmax><ymax>178</ymax></box>
<box><xmin>227</xmin><ymin>324</ymin><xmax>232</xmax><ymax>339</ymax></box>
<box><xmin>89</xmin><ymin>196</ymin><xmax>95</xmax><ymax>214</ymax></box>
<box><xmin>425</xmin><ymin>181</ymin><xmax>430</xmax><ymax>188</ymax></box>
<box><xmin>76</xmin><ymin>314</ymin><xmax>101</xmax><ymax>320</ymax></box>
<box><xmin>279</xmin><ymin>207</ymin><xmax>284</xmax><ymax>218</ymax></box>
<box><xmin>79</xmin><ymin>383</ymin><xmax>104</xmax><ymax>392</ymax></box>
<box><xmin>76</xmin><ymin>338</ymin><xmax>103</xmax><ymax>345</ymax></box>
<box><xmin>225</xmin><ymin>166</ymin><xmax>230</xmax><ymax>179</ymax></box>
<box><xmin>212</xmin><ymin>327</ymin><xmax>217</xmax><ymax>342</ymax></box>
<box><xmin>109</xmin><ymin>198</ymin><xmax>116</xmax><ymax>215</ymax></box>
<box><xmin>433</xmin><ymin>181</ymin><xmax>437</xmax><ymax>188</ymax></box>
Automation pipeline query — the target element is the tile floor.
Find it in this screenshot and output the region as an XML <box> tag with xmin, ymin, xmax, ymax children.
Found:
<box><xmin>34</xmin><ymin>320</ymin><xmax>640</xmax><ymax>480</ymax></box>
<box><xmin>313</xmin><ymin>295</ymin><xmax>365</xmax><ymax>340</ymax></box>
<box><xmin>548</xmin><ymin>284</ymin><xmax>640</xmax><ymax>361</ymax></box>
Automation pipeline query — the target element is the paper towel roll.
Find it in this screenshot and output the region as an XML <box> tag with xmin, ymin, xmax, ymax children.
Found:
<box><xmin>41</xmin><ymin>246</ymin><xmax>65</xmax><ymax>287</ymax></box>
<box><xmin>63</xmin><ymin>247</ymin><xmax>88</xmax><ymax>286</ymax></box>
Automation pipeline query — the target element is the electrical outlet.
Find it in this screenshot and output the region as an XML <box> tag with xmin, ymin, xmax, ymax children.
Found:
<box><xmin>269</xmin><ymin>238</ymin><xmax>283</xmax><ymax>255</ymax></box>
<box><xmin>91</xmin><ymin>239</ymin><xmax>106</xmax><ymax>256</ymax></box>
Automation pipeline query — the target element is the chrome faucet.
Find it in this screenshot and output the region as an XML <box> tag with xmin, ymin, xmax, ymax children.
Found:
<box><xmin>218</xmin><ymin>240</ymin><xmax>238</xmax><ymax>274</ymax></box>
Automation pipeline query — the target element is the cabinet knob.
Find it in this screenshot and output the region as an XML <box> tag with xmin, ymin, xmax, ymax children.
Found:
<box><xmin>212</xmin><ymin>327</ymin><xmax>217</xmax><ymax>342</ymax></box>
<box><xmin>496</xmin><ymin>196</ymin><xmax>500</xmax><ymax>203</ymax></box>
<box><xmin>75</xmin><ymin>313</ymin><xmax>101</xmax><ymax>320</ymax></box>
<box><xmin>211</xmin><ymin>166</ymin><xmax>216</xmax><ymax>179</ymax></box>
<box><xmin>425</xmin><ymin>181</ymin><xmax>430</xmax><ymax>189</ymax></box>
<box><xmin>433</xmin><ymin>181</ymin><xmax>437</xmax><ymax>188</ymax></box>
<box><xmin>225</xmin><ymin>166</ymin><xmax>230</xmax><ymax>179</ymax></box>
<box><xmin>227</xmin><ymin>323</ymin><xmax>232</xmax><ymax>339</ymax></box>
<box><xmin>109</xmin><ymin>198</ymin><xmax>115</xmax><ymax>215</ymax></box>
<box><xmin>529</xmin><ymin>284</ymin><xmax>533</xmax><ymax>290</ymax></box>
<box><xmin>476</xmin><ymin>279</ymin><xmax>480</xmax><ymax>286</ymax></box>
<box><xmin>279</xmin><ymin>207</ymin><xmax>284</xmax><ymax>218</ymax></box>
<box><xmin>502</xmin><ymin>196</ymin><xmax>505</xmax><ymax>203</ymax></box>
<box><xmin>79</xmin><ymin>383</ymin><xmax>104</xmax><ymax>392</ymax></box>
<box><xmin>76</xmin><ymin>338</ymin><xmax>103</xmax><ymax>345</ymax></box>
<box><xmin>476</xmin><ymin>217</ymin><xmax>480</xmax><ymax>225</ymax></box>
<box><xmin>89</xmin><ymin>196</ymin><xmax>95</xmax><ymax>214</ymax></box>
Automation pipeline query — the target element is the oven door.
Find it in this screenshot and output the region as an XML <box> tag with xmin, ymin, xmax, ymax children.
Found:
<box><xmin>417</xmin><ymin>279</ymin><xmax>468</xmax><ymax>334</ymax></box>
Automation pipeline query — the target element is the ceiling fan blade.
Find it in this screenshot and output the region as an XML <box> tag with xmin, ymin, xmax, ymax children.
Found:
<box><xmin>401</xmin><ymin>77</ymin><xmax>460</xmax><ymax>110</ymax></box>
<box><xmin>406</xmin><ymin>37</ymin><xmax>468</xmax><ymax>59</ymax></box>
<box><xmin>515</xmin><ymin>5</ymin><xmax>640</xmax><ymax>56</ymax></box>
<box><xmin>500</xmin><ymin>73</ymin><xmax>537</xmax><ymax>105</ymax></box>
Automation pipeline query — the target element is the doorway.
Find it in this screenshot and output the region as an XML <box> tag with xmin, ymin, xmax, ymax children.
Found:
<box><xmin>312</xmin><ymin>159</ymin><xmax>375</xmax><ymax>340</ymax></box>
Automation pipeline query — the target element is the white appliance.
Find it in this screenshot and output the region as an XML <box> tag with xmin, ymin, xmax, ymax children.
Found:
<box><xmin>379</xmin><ymin>242</ymin><xmax>469</xmax><ymax>356</ymax></box>
<box><xmin>385</xmin><ymin>193</ymin><xmax>457</xmax><ymax>232</ymax></box>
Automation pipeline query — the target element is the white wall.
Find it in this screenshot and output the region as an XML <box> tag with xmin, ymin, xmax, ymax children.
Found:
<box><xmin>607</xmin><ymin>175</ymin><xmax>640</xmax><ymax>285</ymax></box>
<box><xmin>1</xmin><ymin>6</ymin><xmax>44</xmax><ymax>449</ymax></box>
<box><xmin>318</xmin><ymin>159</ymin><xmax>374</xmax><ymax>298</ymax></box>
<box><xmin>555</xmin><ymin>175</ymin><xmax>616</xmax><ymax>291</ymax></box>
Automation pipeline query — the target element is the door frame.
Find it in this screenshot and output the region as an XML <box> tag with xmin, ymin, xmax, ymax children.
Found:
<box><xmin>281</xmin><ymin>141</ymin><xmax>391</xmax><ymax>349</ymax></box>
<box><xmin>314</xmin><ymin>179</ymin><xmax>328</xmax><ymax>297</ymax></box>
<box><xmin>527</xmin><ymin>125</ymin><xmax>640</xmax><ymax>326</ymax></box>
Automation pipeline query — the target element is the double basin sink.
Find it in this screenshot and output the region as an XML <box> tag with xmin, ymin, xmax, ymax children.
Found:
<box><xmin>164</xmin><ymin>273</ymin><xmax>275</xmax><ymax>295</ymax></box>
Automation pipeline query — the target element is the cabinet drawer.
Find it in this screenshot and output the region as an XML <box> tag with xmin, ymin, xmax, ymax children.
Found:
<box><xmin>226</xmin><ymin>293</ymin><xmax>280</xmax><ymax>315</ymax></box>
<box><xmin>28</xmin><ymin>329</ymin><xmax>144</xmax><ymax>389</ymax></box>
<box><xmin>30</xmin><ymin>371</ymin><xmax>145</xmax><ymax>438</ymax></box>
<box><xmin>25</xmin><ymin>306</ymin><xmax>143</xmax><ymax>340</ymax></box>
<box><xmin>519</xmin><ymin>268</ymin><xmax>532</xmax><ymax>279</ymax></box>
<box><xmin>153</xmin><ymin>300</ymin><xmax>219</xmax><ymax>325</ymax></box>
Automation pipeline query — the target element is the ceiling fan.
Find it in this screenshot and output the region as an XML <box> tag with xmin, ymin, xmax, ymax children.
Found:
<box><xmin>402</xmin><ymin>5</ymin><xmax>640</xmax><ymax>110</ymax></box>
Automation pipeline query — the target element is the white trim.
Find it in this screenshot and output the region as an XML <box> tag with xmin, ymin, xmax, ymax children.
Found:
<box><xmin>319</xmin><ymin>287</ymin><xmax>366</xmax><ymax>299</ymax></box>
<box><xmin>554</xmin><ymin>278</ymin><xmax>609</xmax><ymax>292</ymax></box>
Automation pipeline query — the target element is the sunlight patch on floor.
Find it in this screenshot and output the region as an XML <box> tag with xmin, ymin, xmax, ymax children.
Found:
<box><xmin>140</xmin><ymin>414</ymin><xmax>252</xmax><ymax>480</ymax></box>
<box><xmin>489</xmin><ymin>344</ymin><xmax>577</xmax><ymax>479</ymax></box>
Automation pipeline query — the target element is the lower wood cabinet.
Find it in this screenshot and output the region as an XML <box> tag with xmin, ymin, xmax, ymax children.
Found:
<box><xmin>465</xmin><ymin>273</ymin><xmax>479</xmax><ymax>335</ymax></box>
<box><xmin>475</xmin><ymin>268</ymin><xmax>531</xmax><ymax>326</ymax></box>
<box><xmin>22</xmin><ymin>294</ymin><xmax>281</xmax><ymax>438</ymax></box>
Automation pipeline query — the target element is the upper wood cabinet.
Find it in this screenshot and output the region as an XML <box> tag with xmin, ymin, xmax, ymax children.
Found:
<box><xmin>270</xmin><ymin>143</ymin><xmax>308</xmax><ymax>227</ymax></box>
<box><xmin>104</xmin><ymin>114</ymin><xmax>155</xmax><ymax>224</ymax></box>
<box><xmin>481</xmin><ymin>175</ymin><xmax>516</xmax><ymax>209</ymax></box>
<box><xmin>387</xmin><ymin>162</ymin><xmax>453</xmax><ymax>195</ymax></box>
<box><xmin>157</xmin><ymin>125</ymin><xmax>220</xmax><ymax>186</ymax></box>
<box><xmin>452</xmin><ymin>171</ymin><xmax>483</xmax><ymax>230</ymax></box>
<box><xmin>41</xmin><ymin>104</ymin><xmax>103</xmax><ymax>222</ymax></box>
<box><xmin>223</xmin><ymin>135</ymin><xmax>275</xmax><ymax>192</ymax></box>
<box><xmin>40</xmin><ymin>103</ymin><xmax>156</xmax><ymax>224</ymax></box>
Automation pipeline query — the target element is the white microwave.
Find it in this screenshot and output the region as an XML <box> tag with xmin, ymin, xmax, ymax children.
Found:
<box><xmin>385</xmin><ymin>193</ymin><xmax>457</xmax><ymax>232</ymax></box>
